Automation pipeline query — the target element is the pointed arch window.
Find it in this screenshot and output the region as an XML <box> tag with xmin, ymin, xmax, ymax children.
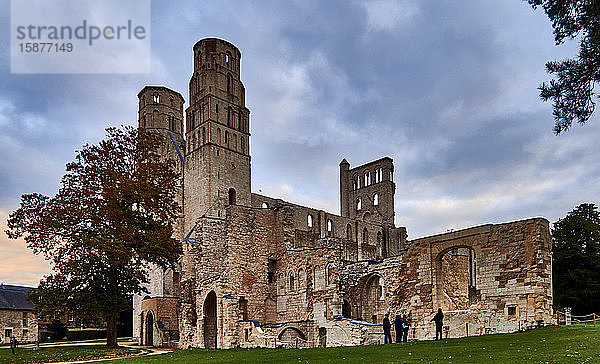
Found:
<box><xmin>307</xmin><ymin>214</ymin><xmax>313</xmax><ymax>228</ymax></box>
<box><xmin>356</xmin><ymin>198</ymin><xmax>362</xmax><ymax>211</ymax></box>
<box><xmin>373</xmin><ymin>193</ymin><xmax>379</xmax><ymax>206</ymax></box>
<box><xmin>289</xmin><ymin>271</ymin><xmax>295</xmax><ymax>292</ymax></box>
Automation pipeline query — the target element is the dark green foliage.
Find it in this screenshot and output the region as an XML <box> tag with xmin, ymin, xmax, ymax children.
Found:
<box><xmin>65</xmin><ymin>330</ymin><xmax>107</xmax><ymax>341</ymax></box>
<box><xmin>552</xmin><ymin>203</ymin><xmax>600</xmax><ymax>314</ymax></box>
<box><xmin>528</xmin><ymin>0</ymin><xmax>600</xmax><ymax>133</ymax></box>
<box><xmin>47</xmin><ymin>320</ymin><xmax>68</xmax><ymax>340</ymax></box>
<box><xmin>6</xmin><ymin>126</ymin><xmax>182</xmax><ymax>347</ymax></box>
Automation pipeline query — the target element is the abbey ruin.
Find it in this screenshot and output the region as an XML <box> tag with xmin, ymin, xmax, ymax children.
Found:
<box><xmin>133</xmin><ymin>38</ymin><xmax>553</xmax><ymax>348</ymax></box>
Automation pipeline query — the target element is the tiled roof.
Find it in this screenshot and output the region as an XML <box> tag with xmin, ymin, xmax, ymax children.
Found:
<box><xmin>0</xmin><ymin>284</ymin><xmax>35</xmax><ymax>311</ymax></box>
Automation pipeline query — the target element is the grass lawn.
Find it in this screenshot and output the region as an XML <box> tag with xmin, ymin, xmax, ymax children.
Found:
<box><xmin>0</xmin><ymin>325</ymin><xmax>597</xmax><ymax>363</ymax></box>
<box><xmin>0</xmin><ymin>345</ymin><xmax>143</xmax><ymax>364</ymax></box>
<box><xmin>115</xmin><ymin>324</ymin><xmax>600</xmax><ymax>363</ymax></box>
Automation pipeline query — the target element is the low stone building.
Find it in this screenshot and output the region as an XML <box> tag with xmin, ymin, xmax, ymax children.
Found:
<box><xmin>133</xmin><ymin>38</ymin><xmax>553</xmax><ymax>348</ymax></box>
<box><xmin>0</xmin><ymin>284</ymin><xmax>38</xmax><ymax>344</ymax></box>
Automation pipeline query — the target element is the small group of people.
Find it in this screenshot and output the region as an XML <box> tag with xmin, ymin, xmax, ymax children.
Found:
<box><xmin>382</xmin><ymin>313</ymin><xmax>410</xmax><ymax>344</ymax></box>
<box><xmin>382</xmin><ymin>308</ymin><xmax>445</xmax><ymax>344</ymax></box>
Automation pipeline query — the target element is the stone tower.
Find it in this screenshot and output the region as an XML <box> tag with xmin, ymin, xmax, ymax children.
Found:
<box><xmin>137</xmin><ymin>85</ymin><xmax>185</xmax><ymax>150</ymax></box>
<box><xmin>183</xmin><ymin>38</ymin><xmax>251</xmax><ymax>224</ymax></box>
<box><xmin>137</xmin><ymin>85</ymin><xmax>185</xmax><ymax>217</ymax></box>
<box><xmin>339</xmin><ymin>157</ymin><xmax>395</xmax><ymax>227</ymax></box>
<box><xmin>134</xmin><ymin>86</ymin><xmax>185</xmax><ymax>345</ymax></box>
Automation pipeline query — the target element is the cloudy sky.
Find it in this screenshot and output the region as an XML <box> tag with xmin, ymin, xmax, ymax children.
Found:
<box><xmin>1</xmin><ymin>0</ymin><xmax>598</xmax><ymax>287</ymax></box>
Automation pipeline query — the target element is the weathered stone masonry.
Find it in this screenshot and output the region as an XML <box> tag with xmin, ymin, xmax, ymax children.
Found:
<box><xmin>132</xmin><ymin>38</ymin><xmax>553</xmax><ymax>348</ymax></box>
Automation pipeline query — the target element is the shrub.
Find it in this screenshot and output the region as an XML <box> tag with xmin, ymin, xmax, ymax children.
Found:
<box><xmin>65</xmin><ymin>329</ymin><xmax>107</xmax><ymax>341</ymax></box>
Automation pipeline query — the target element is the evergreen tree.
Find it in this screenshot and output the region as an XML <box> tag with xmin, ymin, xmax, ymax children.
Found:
<box><xmin>552</xmin><ymin>203</ymin><xmax>600</xmax><ymax>314</ymax></box>
<box><xmin>528</xmin><ymin>0</ymin><xmax>600</xmax><ymax>133</ymax></box>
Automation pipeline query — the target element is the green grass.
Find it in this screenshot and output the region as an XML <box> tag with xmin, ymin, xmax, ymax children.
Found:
<box><xmin>0</xmin><ymin>345</ymin><xmax>142</xmax><ymax>363</ymax></box>
<box><xmin>115</xmin><ymin>325</ymin><xmax>600</xmax><ymax>363</ymax></box>
<box><xmin>1</xmin><ymin>325</ymin><xmax>598</xmax><ymax>363</ymax></box>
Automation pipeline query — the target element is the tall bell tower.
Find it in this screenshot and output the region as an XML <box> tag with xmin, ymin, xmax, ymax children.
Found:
<box><xmin>184</xmin><ymin>38</ymin><xmax>251</xmax><ymax>222</ymax></box>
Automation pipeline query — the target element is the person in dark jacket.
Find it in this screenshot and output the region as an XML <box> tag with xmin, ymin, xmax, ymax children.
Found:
<box><xmin>402</xmin><ymin>314</ymin><xmax>410</xmax><ymax>342</ymax></box>
<box><xmin>394</xmin><ymin>315</ymin><xmax>402</xmax><ymax>343</ymax></box>
<box><xmin>431</xmin><ymin>308</ymin><xmax>444</xmax><ymax>340</ymax></box>
<box><xmin>382</xmin><ymin>313</ymin><xmax>392</xmax><ymax>344</ymax></box>
<box><xmin>10</xmin><ymin>336</ymin><xmax>18</xmax><ymax>354</ymax></box>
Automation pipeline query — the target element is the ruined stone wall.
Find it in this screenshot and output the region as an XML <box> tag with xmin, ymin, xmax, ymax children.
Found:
<box><xmin>0</xmin><ymin>309</ymin><xmax>37</xmax><ymax>344</ymax></box>
<box><xmin>251</xmin><ymin>193</ymin><xmax>404</xmax><ymax>260</ymax></box>
<box><xmin>340</xmin><ymin>157</ymin><xmax>395</xmax><ymax>227</ymax></box>
<box><xmin>337</xmin><ymin>218</ymin><xmax>552</xmax><ymax>341</ymax></box>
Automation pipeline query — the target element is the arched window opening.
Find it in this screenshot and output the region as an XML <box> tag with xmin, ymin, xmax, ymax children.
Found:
<box><xmin>233</xmin><ymin>133</ymin><xmax>237</xmax><ymax>149</ymax></box>
<box><xmin>364</xmin><ymin>172</ymin><xmax>371</xmax><ymax>186</ymax></box>
<box><xmin>278</xmin><ymin>273</ymin><xmax>285</xmax><ymax>295</ymax></box>
<box><xmin>225</xmin><ymin>52</ymin><xmax>230</xmax><ymax>64</ymax></box>
<box><xmin>202</xmin><ymin>127</ymin><xmax>206</xmax><ymax>144</ymax></box>
<box><xmin>342</xmin><ymin>299</ymin><xmax>352</xmax><ymax>319</ymax></box>
<box><xmin>373</xmin><ymin>193</ymin><xmax>379</xmax><ymax>206</ymax></box>
<box><xmin>216</xmin><ymin>128</ymin><xmax>221</xmax><ymax>144</ymax></box>
<box><xmin>240</xmin><ymin>136</ymin><xmax>245</xmax><ymax>152</ymax></box>
<box><xmin>169</xmin><ymin>115</ymin><xmax>175</xmax><ymax>130</ymax></box>
<box><xmin>390</xmin><ymin>170</ymin><xmax>394</xmax><ymax>181</ymax></box>
<box><xmin>298</xmin><ymin>269</ymin><xmax>306</xmax><ymax>289</ymax></box>
<box><xmin>225</xmin><ymin>130</ymin><xmax>229</xmax><ymax>144</ymax></box>
<box><xmin>238</xmin><ymin>297</ymin><xmax>248</xmax><ymax>320</ymax></box>
<box><xmin>261</xmin><ymin>202</ymin><xmax>268</xmax><ymax>208</ymax></box>
<box><xmin>228</xmin><ymin>188</ymin><xmax>236</xmax><ymax>205</ymax></box>
<box><xmin>227</xmin><ymin>107</ymin><xmax>231</xmax><ymax>126</ymax></box>
<box><xmin>307</xmin><ymin>214</ymin><xmax>313</xmax><ymax>228</ymax></box>
<box><xmin>227</xmin><ymin>73</ymin><xmax>232</xmax><ymax>94</ymax></box>
<box><xmin>377</xmin><ymin>231</ymin><xmax>382</xmax><ymax>244</ymax></box>
<box><xmin>436</xmin><ymin>247</ymin><xmax>478</xmax><ymax>310</ymax></box>
<box><xmin>153</xmin><ymin>93</ymin><xmax>160</xmax><ymax>103</ymax></box>
<box><xmin>346</xmin><ymin>224</ymin><xmax>352</xmax><ymax>240</ymax></box>
<box><xmin>356</xmin><ymin>198</ymin><xmax>362</xmax><ymax>211</ymax></box>
<box><xmin>289</xmin><ymin>271</ymin><xmax>295</xmax><ymax>292</ymax></box>
<box><xmin>327</xmin><ymin>219</ymin><xmax>333</xmax><ymax>237</ymax></box>
<box><xmin>355</xmin><ymin>175</ymin><xmax>361</xmax><ymax>189</ymax></box>
<box><xmin>363</xmin><ymin>228</ymin><xmax>369</xmax><ymax>244</ymax></box>
<box><xmin>326</xmin><ymin>264</ymin><xmax>335</xmax><ymax>286</ymax></box>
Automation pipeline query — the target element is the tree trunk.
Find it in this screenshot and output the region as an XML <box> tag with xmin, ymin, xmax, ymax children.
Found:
<box><xmin>106</xmin><ymin>315</ymin><xmax>118</xmax><ymax>347</ymax></box>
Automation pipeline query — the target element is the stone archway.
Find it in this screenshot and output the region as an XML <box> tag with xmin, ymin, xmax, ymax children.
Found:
<box><xmin>203</xmin><ymin>291</ymin><xmax>217</xmax><ymax>349</ymax></box>
<box><xmin>277</xmin><ymin>327</ymin><xmax>306</xmax><ymax>343</ymax></box>
<box><xmin>433</xmin><ymin>245</ymin><xmax>478</xmax><ymax>310</ymax></box>
<box><xmin>145</xmin><ymin>311</ymin><xmax>154</xmax><ymax>346</ymax></box>
<box><xmin>361</xmin><ymin>274</ymin><xmax>384</xmax><ymax>323</ymax></box>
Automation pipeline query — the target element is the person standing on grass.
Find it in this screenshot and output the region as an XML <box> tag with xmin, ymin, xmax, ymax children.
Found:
<box><xmin>10</xmin><ymin>336</ymin><xmax>18</xmax><ymax>354</ymax></box>
<box><xmin>431</xmin><ymin>308</ymin><xmax>444</xmax><ymax>340</ymax></box>
<box><xmin>402</xmin><ymin>314</ymin><xmax>410</xmax><ymax>342</ymax></box>
<box><xmin>383</xmin><ymin>313</ymin><xmax>392</xmax><ymax>344</ymax></box>
<box><xmin>394</xmin><ymin>315</ymin><xmax>403</xmax><ymax>343</ymax></box>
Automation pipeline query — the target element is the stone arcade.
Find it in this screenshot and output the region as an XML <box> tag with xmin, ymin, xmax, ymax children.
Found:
<box><xmin>133</xmin><ymin>38</ymin><xmax>553</xmax><ymax>348</ymax></box>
